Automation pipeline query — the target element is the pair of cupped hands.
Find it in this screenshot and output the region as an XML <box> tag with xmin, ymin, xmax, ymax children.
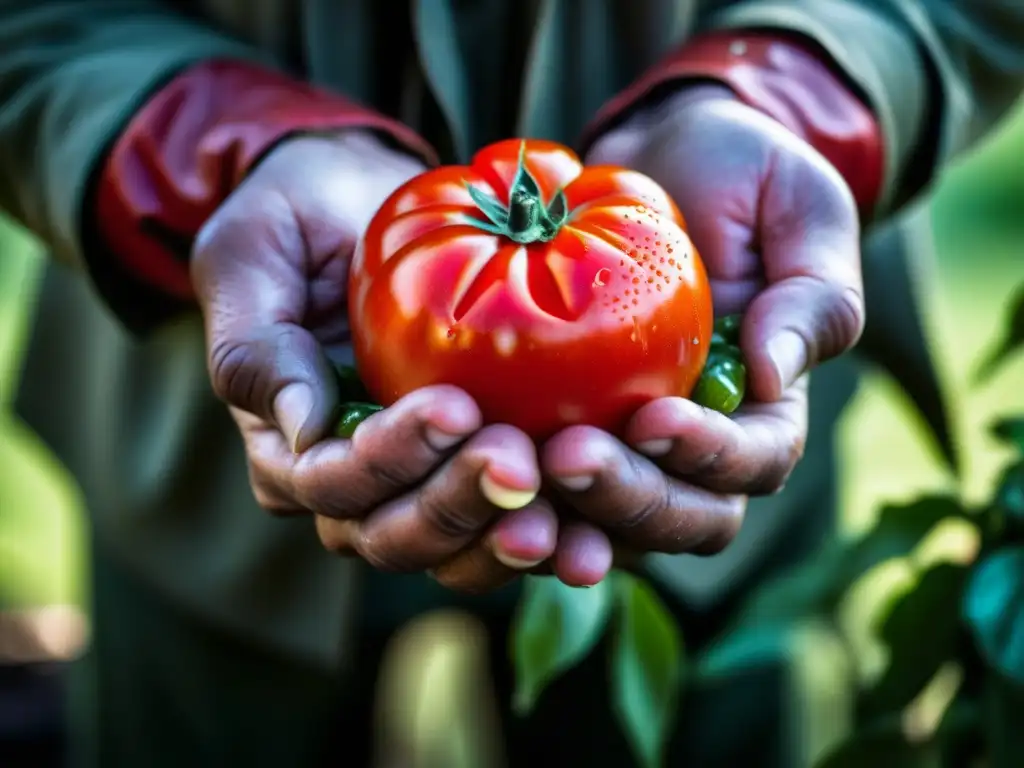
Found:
<box><xmin>191</xmin><ymin>84</ymin><xmax>865</xmax><ymax>594</ymax></box>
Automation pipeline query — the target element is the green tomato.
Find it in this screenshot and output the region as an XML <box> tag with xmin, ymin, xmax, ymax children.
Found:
<box><xmin>692</xmin><ymin>354</ymin><xmax>747</xmax><ymax>415</ymax></box>
<box><xmin>335</xmin><ymin>402</ymin><xmax>384</xmax><ymax>439</ymax></box>
<box><xmin>711</xmin><ymin>314</ymin><xmax>741</xmax><ymax>348</ymax></box>
<box><xmin>335</xmin><ymin>364</ymin><xmax>373</xmax><ymax>402</ymax></box>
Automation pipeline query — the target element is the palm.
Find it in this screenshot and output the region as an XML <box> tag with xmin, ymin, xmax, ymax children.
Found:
<box><xmin>587</xmin><ymin>94</ymin><xmax>777</xmax><ymax>320</ymax></box>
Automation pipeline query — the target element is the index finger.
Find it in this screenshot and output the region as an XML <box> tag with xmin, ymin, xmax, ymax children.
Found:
<box><xmin>245</xmin><ymin>385</ymin><xmax>483</xmax><ymax>518</ymax></box>
<box><xmin>542</xmin><ymin>426</ymin><xmax>745</xmax><ymax>556</ymax></box>
<box><xmin>623</xmin><ymin>379</ymin><xmax>809</xmax><ymax>496</ymax></box>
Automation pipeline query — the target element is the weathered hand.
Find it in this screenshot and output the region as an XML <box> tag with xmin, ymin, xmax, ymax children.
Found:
<box><xmin>542</xmin><ymin>84</ymin><xmax>864</xmax><ymax>557</ymax></box>
<box><xmin>191</xmin><ymin>131</ymin><xmax>609</xmax><ymax>591</ymax></box>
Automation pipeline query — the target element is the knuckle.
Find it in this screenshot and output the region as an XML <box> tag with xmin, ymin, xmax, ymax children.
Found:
<box><xmin>748</xmin><ymin>468</ymin><xmax>786</xmax><ymax>497</ymax></box>
<box><xmin>787</xmin><ymin>431</ymin><xmax>808</xmax><ymax>467</ymax></box>
<box><xmin>609</xmin><ymin>488</ymin><xmax>669</xmax><ymax>534</ymax></box>
<box><xmin>307</xmin><ymin>494</ymin><xmax>359</xmax><ymax>520</ymax></box>
<box><xmin>832</xmin><ymin>285</ymin><xmax>867</xmax><ymax>352</ymax></box>
<box><xmin>190</xmin><ymin>217</ymin><xmax>224</xmax><ymax>280</ymax></box>
<box><xmin>292</xmin><ymin>464</ymin><xmax>361</xmax><ymax>519</ymax></box>
<box><xmin>421</xmin><ymin>495</ymin><xmax>483</xmax><ymax>540</ymax></box>
<box><xmin>431</xmin><ymin>561</ymin><xmax>495</xmax><ymax>596</ymax></box>
<box><xmin>363</xmin><ymin>456</ymin><xmax>423</xmax><ymax>492</ymax></box>
<box><xmin>747</xmin><ymin>436</ymin><xmax>804</xmax><ymax>496</ymax></box>
<box><xmin>192</xmin><ymin>200</ymin><xmax>236</xmax><ymax>256</ymax></box>
<box><xmin>602</xmin><ymin>457</ymin><xmax>674</xmax><ymax>535</ymax></box>
<box><xmin>812</xmin><ymin>278</ymin><xmax>865</xmax><ymax>361</ymax></box>
<box><xmin>357</xmin><ymin>538</ymin><xmax>416</xmax><ymax>574</ymax></box>
<box><xmin>208</xmin><ymin>337</ymin><xmax>258</xmax><ymax>406</ymax></box>
<box><xmin>789</xmin><ymin>144</ymin><xmax>859</xmax><ymax>228</ymax></box>
<box><xmin>315</xmin><ymin>517</ymin><xmax>357</xmax><ymax>554</ymax></box>
<box><xmin>250</xmin><ymin>485</ymin><xmax>297</xmax><ymax>517</ymax></box>
<box><xmin>246</xmin><ymin>462</ymin><xmax>289</xmax><ymax>514</ymax></box>
<box><xmin>787</xmin><ymin>275</ymin><xmax>866</xmax><ymax>367</ymax></box>
<box><xmin>693</xmin><ymin>500</ymin><xmax>746</xmax><ymax>555</ymax></box>
<box><xmin>693</xmin><ymin>447</ymin><xmax>727</xmax><ymax>478</ymax></box>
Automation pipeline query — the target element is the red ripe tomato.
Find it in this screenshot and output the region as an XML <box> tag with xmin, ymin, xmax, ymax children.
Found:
<box><xmin>349</xmin><ymin>138</ymin><xmax>713</xmax><ymax>440</ymax></box>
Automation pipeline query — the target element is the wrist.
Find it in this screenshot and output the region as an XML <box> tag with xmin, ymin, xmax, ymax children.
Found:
<box><xmin>643</xmin><ymin>83</ymin><xmax>740</xmax><ymax>115</ymax></box>
<box><xmin>274</xmin><ymin>129</ymin><xmax>430</xmax><ymax>176</ymax></box>
<box><xmin>262</xmin><ymin>128</ymin><xmax>432</xmax><ymax>176</ymax></box>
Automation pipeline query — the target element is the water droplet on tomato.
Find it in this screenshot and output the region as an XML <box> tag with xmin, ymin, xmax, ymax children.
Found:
<box><xmin>494</xmin><ymin>327</ymin><xmax>517</xmax><ymax>357</ymax></box>
<box><xmin>593</xmin><ymin>268</ymin><xmax>610</xmax><ymax>287</ymax></box>
<box><xmin>630</xmin><ymin>316</ymin><xmax>649</xmax><ymax>353</ymax></box>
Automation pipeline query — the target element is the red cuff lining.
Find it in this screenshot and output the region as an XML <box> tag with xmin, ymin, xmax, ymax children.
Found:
<box><xmin>581</xmin><ymin>31</ymin><xmax>885</xmax><ymax>214</ymax></box>
<box><xmin>95</xmin><ymin>59</ymin><xmax>437</xmax><ymax>300</ymax></box>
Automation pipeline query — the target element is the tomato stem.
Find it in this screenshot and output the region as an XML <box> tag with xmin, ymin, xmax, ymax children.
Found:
<box><xmin>464</xmin><ymin>141</ymin><xmax>569</xmax><ymax>245</ymax></box>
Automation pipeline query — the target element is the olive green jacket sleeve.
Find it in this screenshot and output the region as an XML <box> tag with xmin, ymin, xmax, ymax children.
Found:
<box><xmin>0</xmin><ymin>0</ymin><xmax>275</xmax><ymax>271</ymax></box>
<box><xmin>705</xmin><ymin>0</ymin><xmax>1024</xmax><ymax>217</ymax></box>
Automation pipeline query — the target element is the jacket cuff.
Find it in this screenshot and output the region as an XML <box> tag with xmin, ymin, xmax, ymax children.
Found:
<box><xmin>580</xmin><ymin>31</ymin><xmax>884</xmax><ymax>216</ymax></box>
<box><xmin>93</xmin><ymin>59</ymin><xmax>437</xmax><ymax>310</ymax></box>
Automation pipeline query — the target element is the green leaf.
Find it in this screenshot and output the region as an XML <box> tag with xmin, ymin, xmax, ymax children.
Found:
<box><xmin>983</xmin><ymin>672</ymin><xmax>1024</xmax><ymax>768</ymax></box>
<box><xmin>733</xmin><ymin>549</ymin><xmax>850</xmax><ymax>625</ymax></box>
<box><xmin>933</xmin><ymin>697</ymin><xmax>980</xmax><ymax>757</ymax></box>
<box><xmin>737</xmin><ymin>496</ymin><xmax>967</xmax><ymax>626</ymax></box>
<box><xmin>511</xmin><ymin>575</ymin><xmax>613</xmax><ymax>716</ymax></box>
<box><xmin>465</xmin><ymin>182</ymin><xmax>510</xmax><ymax>228</ymax></box>
<box><xmin>711</xmin><ymin>314</ymin><xmax>741</xmax><ymax>347</ymax></box>
<box><xmin>974</xmin><ymin>283</ymin><xmax>1024</xmax><ymax>384</ymax></box>
<box><xmin>962</xmin><ymin>545</ymin><xmax>1024</xmax><ymax>686</ymax></box>
<box><xmin>861</xmin><ymin>562</ymin><xmax>969</xmax><ymax>717</ymax></box>
<box><xmin>609</xmin><ymin>572</ymin><xmax>684</xmax><ymax>768</ymax></box>
<box><xmin>857</xmin><ymin>228</ymin><xmax>959</xmax><ymax>474</ymax></box>
<box><xmin>994</xmin><ymin>461</ymin><xmax>1024</xmax><ymax>535</ymax></box>
<box><xmin>814</xmin><ymin>718</ymin><xmax>941</xmax><ymax>768</ymax></box>
<box><xmin>858</xmin><ymin>497</ymin><xmax>970</xmax><ymax>568</ymax></box>
<box><xmin>991</xmin><ymin>418</ymin><xmax>1024</xmax><ymax>454</ymax></box>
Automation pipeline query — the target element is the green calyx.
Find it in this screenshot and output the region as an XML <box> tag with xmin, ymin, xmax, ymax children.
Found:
<box><xmin>465</xmin><ymin>141</ymin><xmax>569</xmax><ymax>245</ymax></box>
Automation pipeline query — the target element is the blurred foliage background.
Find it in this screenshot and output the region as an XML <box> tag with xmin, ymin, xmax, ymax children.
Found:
<box><xmin>0</xmin><ymin>99</ymin><xmax>1022</xmax><ymax>763</ymax></box>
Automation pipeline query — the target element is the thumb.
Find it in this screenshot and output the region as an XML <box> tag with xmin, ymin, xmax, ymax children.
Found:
<box><xmin>191</xmin><ymin>197</ymin><xmax>340</xmax><ymax>453</ymax></box>
<box><xmin>743</xmin><ymin>146</ymin><xmax>864</xmax><ymax>401</ymax></box>
<box><xmin>209</xmin><ymin>322</ymin><xmax>339</xmax><ymax>454</ymax></box>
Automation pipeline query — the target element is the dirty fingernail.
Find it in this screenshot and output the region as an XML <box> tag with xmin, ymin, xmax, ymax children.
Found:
<box><xmin>553</xmin><ymin>475</ymin><xmax>596</xmax><ymax>492</ymax></box>
<box><xmin>480</xmin><ymin>473</ymin><xmax>537</xmax><ymax>510</ymax></box>
<box><xmin>425</xmin><ymin>425</ymin><xmax>466</xmax><ymax>452</ymax></box>
<box><xmin>494</xmin><ymin>550</ymin><xmax>545</xmax><ymax>570</ymax></box>
<box><xmin>766</xmin><ymin>330</ymin><xmax>807</xmax><ymax>392</ymax></box>
<box><xmin>635</xmin><ymin>439</ymin><xmax>673</xmax><ymax>457</ymax></box>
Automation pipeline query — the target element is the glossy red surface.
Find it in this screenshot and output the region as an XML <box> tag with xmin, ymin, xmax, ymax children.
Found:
<box><xmin>350</xmin><ymin>138</ymin><xmax>713</xmax><ymax>440</ymax></box>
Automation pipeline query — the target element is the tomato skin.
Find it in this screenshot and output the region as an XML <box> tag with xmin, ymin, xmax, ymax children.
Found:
<box><xmin>349</xmin><ymin>138</ymin><xmax>713</xmax><ymax>441</ymax></box>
